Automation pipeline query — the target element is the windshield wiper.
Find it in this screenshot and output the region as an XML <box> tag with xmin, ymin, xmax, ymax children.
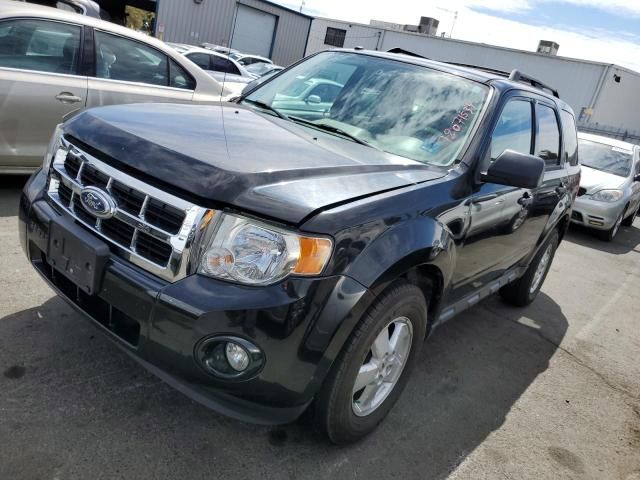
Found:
<box><xmin>242</xmin><ymin>99</ymin><xmax>289</xmax><ymax>120</ymax></box>
<box><xmin>288</xmin><ymin>116</ymin><xmax>373</xmax><ymax>147</ymax></box>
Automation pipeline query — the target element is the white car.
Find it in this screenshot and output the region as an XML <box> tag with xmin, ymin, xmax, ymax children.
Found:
<box><xmin>171</xmin><ymin>46</ymin><xmax>256</xmax><ymax>96</ymax></box>
<box><xmin>229</xmin><ymin>53</ymin><xmax>273</xmax><ymax>67</ymax></box>
<box><xmin>0</xmin><ymin>1</ymin><xmax>232</xmax><ymax>174</ymax></box>
<box><xmin>571</xmin><ymin>132</ymin><xmax>640</xmax><ymax>240</ymax></box>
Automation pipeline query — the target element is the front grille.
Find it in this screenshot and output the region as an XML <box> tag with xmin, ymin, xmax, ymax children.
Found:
<box><xmin>47</xmin><ymin>138</ymin><xmax>211</xmax><ymax>282</ymax></box>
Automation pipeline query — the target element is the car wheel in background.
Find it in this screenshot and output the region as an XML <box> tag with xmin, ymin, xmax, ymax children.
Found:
<box><xmin>500</xmin><ymin>229</ymin><xmax>560</xmax><ymax>307</ymax></box>
<box><xmin>598</xmin><ymin>210</ymin><xmax>625</xmax><ymax>241</ymax></box>
<box><xmin>313</xmin><ymin>282</ymin><xmax>427</xmax><ymax>445</ymax></box>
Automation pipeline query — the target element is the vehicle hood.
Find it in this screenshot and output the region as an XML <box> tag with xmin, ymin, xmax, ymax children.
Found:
<box><xmin>64</xmin><ymin>103</ymin><xmax>444</xmax><ymax>225</ymax></box>
<box><xmin>579</xmin><ymin>165</ymin><xmax>628</xmax><ymax>194</ymax></box>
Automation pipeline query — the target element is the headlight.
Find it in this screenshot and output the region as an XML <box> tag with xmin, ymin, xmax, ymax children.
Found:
<box><xmin>42</xmin><ymin>124</ymin><xmax>64</xmax><ymax>174</ymax></box>
<box><xmin>198</xmin><ymin>213</ymin><xmax>333</xmax><ymax>285</ymax></box>
<box><xmin>590</xmin><ymin>189</ymin><xmax>624</xmax><ymax>202</ymax></box>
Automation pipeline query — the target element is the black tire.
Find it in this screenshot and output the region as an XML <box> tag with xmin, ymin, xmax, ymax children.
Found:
<box><xmin>597</xmin><ymin>210</ymin><xmax>625</xmax><ymax>241</ymax></box>
<box><xmin>621</xmin><ymin>205</ymin><xmax>638</xmax><ymax>227</ymax></box>
<box><xmin>500</xmin><ymin>229</ymin><xmax>559</xmax><ymax>307</ymax></box>
<box><xmin>313</xmin><ymin>281</ymin><xmax>428</xmax><ymax>445</ymax></box>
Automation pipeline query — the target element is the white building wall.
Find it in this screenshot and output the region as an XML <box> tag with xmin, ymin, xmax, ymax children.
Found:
<box><xmin>306</xmin><ymin>18</ymin><xmax>382</xmax><ymax>55</ymax></box>
<box><xmin>591</xmin><ymin>66</ymin><xmax>640</xmax><ymax>130</ymax></box>
<box><xmin>305</xmin><ymin>18</ymin><xmax>640</xmax><ymax>134</ymax></box>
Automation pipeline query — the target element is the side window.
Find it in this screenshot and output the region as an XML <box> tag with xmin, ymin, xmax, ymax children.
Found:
<box><xmin>560</xmin><ymin>110</ymin><xmax>578</xmax><ymax>166</ymax></box>
<box><xmin>490</xmin><ymin>99</ymin><xmax>533</xmax><ymax>161</ymax></box>
<box><xmin>535</xmin><ymin>104</ymin><xmax>561</xmax><ymax>167</ymax></box>
<box><xmin>94</xmin><ymin>30</ymin><xmax>168</xmax><ymax>87</ymax></box>
<box><xmin>185</xmin><ymin>52</ymin><xmax>211</xmax><ymax>71</ymax></box>
<box><xmin>211</xmin><ymin>56</ymin><xmax>240</xmax><ymax>76</ymax></box>
<box><xmin>0</xmin><ymin>19</ymin><xmax>81</xmax><ymax>75</ymax></box>
<box><xmin>169</xmin><ymin>59</ymin><xmax>195</xmax><ymax>90</ymax></box>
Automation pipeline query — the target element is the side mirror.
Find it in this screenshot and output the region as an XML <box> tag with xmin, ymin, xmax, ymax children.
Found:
<box><xmin>481</xmin><ymin>150</ymin><xmax>545</xmax><ymax>189</ymax></box>
<box><xmin>306</xmin><ymin>94</ymin><xmax>321</xmax><ymax>104</ymax></box>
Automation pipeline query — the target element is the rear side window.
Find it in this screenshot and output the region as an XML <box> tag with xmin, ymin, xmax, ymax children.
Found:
<box><xmin>560</xmin><ymin>110</ymin><xmax>578</xmax><ymax>166</ymax></box>
<box><xmin>536</xmin><ymin>104</ymin><xmax>561</xmax><ymax>167</ymax></box>
<box><xmin>212</xmin><ymin>56</ymin><xmax>240</xmax><ymax>75</ymax></box>
<box><xmin>186</xmin><ymin>52</ymin><xmax>211</xmax><ymax>71</ymax></box>
<box><xmin>490</xmin><ymin>99</ymin><xmax>533</xmax><ymax>161</ymax></box>
<box><xmin>0</xmin><ymin>19</ymin><xmax>81</xmax><ymax>75</ymax></box>
<box><xmin>95</xmin><ymin>30</ymin><xmax>168</xmax><ymax>87</ymax></box>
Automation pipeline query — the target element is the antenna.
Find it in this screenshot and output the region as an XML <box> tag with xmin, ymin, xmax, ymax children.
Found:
<box><xmin>299</xmin><ymin>0</ymin><xmax>305</xmax><ymax>13</ymax></box>
<box><xmin>436</xmin><ymin>7</ymin><xmax>459</xmax><ymax>38</ymax></box>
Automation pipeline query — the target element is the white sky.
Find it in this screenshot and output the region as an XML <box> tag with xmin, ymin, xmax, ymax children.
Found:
<box><xmin>286</xmin><ymin>0</ymin><xmax>640</xmax><ymax>73</ymax></box>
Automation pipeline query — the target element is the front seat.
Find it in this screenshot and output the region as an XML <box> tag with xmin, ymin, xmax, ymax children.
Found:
<box><xmin>57</xmin><ymin>36</ymin><xmax>78</xmax><ymax>74</ymax></box>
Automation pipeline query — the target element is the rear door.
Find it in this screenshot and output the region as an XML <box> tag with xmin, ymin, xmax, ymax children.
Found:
<box><xmin>0</xmin><ymin>18</ymin><xmax>87</xmax><ymax>171</ymax></box>
<box><xmin>86</xmin><ymin>29</ymin><xmax>195</xmax><ymax>109</ymax></box>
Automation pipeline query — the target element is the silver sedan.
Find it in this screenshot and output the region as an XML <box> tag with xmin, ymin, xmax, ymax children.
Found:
<box><xmin>571</xmin><ymin>132</ymin><xmax>640</xmax><ymax>241</ymax></box>
<box><xmin>0</xmin><ymin>1</ymin><xmax>230</xmax><ymax>174</ymax></box>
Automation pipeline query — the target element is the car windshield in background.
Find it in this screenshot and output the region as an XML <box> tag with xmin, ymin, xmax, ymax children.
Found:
<box><xmin>243</xmin><ymin>51</ymin><xmax>489</xmax><ymax>166</ymax></box>
<box><xmin>579</xmin><ymin>139</ymin><xmax>633</xmax><ymax>177</ymax></box>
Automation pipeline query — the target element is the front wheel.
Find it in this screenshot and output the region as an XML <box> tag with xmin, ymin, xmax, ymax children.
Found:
<box><xmin>500</xmin><ymin>229</ymin><xmax>559</xmax><ymax>307</ymax></box>
<box><xmin>598</xmin><ymin>210</ymin><xmax>624</xmax><ymax>241</ymax></box>
<box><xmin>313</xmin><ymin>282</ymin><xmax>427</xmax><ymax>444</ymax></box>
<box><xmin>621</xmin><ymin>205</ymin><xmax>639</xmax><ymax>227</ymax></box>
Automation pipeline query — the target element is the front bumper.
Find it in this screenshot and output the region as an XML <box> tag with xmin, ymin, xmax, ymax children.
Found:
<box><xmin>20</xmin><ymin>170</ymin><xmax>375</xmax><ymax>425</ymax></box>
<box><xmin>570</xmin><ymin>195</ymin><xmax>626</xmax><ymax>230</ymax></box>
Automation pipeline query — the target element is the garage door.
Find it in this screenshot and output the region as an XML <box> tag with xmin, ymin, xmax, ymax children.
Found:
<box><xmin>231</xmin><ymin>4</ymin><xmax>276</xmax><ymax>58</ymax></box>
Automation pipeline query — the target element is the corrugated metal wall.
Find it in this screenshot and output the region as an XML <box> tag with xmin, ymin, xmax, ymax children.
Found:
<box><xmin>156</xmin><ymin>0</ymin><xmax>310</xmax><ymax>66</ymax></box>
<box><xmin>592</xmin><ymin>66</ymin><xmax>640</xmax><ymax>129</ymax></box>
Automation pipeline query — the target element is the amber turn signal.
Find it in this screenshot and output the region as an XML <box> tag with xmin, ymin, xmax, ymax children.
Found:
<box><xmin>293</xmin><ymin>237</ymin><xmax>333</xmax><ymax>275</ymax></box>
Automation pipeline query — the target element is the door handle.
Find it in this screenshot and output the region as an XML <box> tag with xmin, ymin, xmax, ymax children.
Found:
<box><xmin>471</xmin><ymin>193</ymin><xmax>499</xmax><ymax>204</ymax></box>
<box><xmin>55</xmin><ymin>92</ymin><xmax>83</xmax><ymax>104</ymax></box>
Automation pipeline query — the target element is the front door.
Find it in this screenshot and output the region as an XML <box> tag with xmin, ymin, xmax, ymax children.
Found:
<box><xmin>86</xmin><ymin>29</ymin><xmax>194</xmax><ymax>109</ymax></box>
<box><xmin>451</xmin><ymin>97</ymin><xmax>536</xmax><ymax>298</ymax></box>
<box><xmin>0</xmin><ymin>18</ymin><xmax>87</xmax><ymax>171</ymax></box>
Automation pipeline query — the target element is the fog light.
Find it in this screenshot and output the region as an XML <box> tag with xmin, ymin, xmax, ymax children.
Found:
<box><xmin>195</xmin><ymin>336</ymin><xmax>264</xmax><ymax>379</ymax></box>
<box><xmin>225</xmin><ymin>342</ymin><xmax>250</xmax><ymax>372</ymax></box>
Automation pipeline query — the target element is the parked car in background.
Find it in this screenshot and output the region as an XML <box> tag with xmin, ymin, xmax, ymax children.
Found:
<box><xmin>171</xmin><ymin>45</ymin><xmax>254</xmax><ymax>85</ymax></box>
<box><xmin>571</xmin><ymin>132</ymin><xmax>640</xmax><ymax>240</ymax></box>
<box><xmin>269</xmin><ymin>77</ymin><xmax>344</xmax><ymax>119</ymax></box>
<box><xmin>200</xmin><ymin>43</ymin><xmax>238</xmax><ymax>56</ymax></box>
<box><xmin>16</xmin><ymin>0</ymin><xmax>103</xmax><ymax>18</ymax></box>
<box><xmin>20</xmin><ymin>49</ymin><xmax>579</xmax><ymax>444</ymax></box>
<box><xmin>229</xmin><ymin>52</ymin><xmax>272</xmax><ymax>67</ymax></box>
<box><xmin>0</xmin><ymin>1</ymin><xmax>230</xmax><ymax>174</ymax></box>
<box><xmin>245</xmin><ymin>62</ymin><xmax>283</xmax><ymax>79</ymax></box>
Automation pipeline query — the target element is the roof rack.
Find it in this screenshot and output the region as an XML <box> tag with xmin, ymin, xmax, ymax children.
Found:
<box><xmin>508</xmin><ymin>69</ymin><xmax>560</xmax><ymax>98</ymax></box>
<box><xmin>446</xmin><ymin>62</ymin><xmax>560</xmax><ymax>98</ymax></box>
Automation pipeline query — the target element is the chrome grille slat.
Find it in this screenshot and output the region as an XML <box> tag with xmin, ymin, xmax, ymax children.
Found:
<box><xmin>47</xmin><ymin>138</ymin><xmax>212</xmax><ymax>283</ymax></box>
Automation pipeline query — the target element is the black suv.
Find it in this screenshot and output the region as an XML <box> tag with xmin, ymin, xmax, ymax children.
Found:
<box><xmin>19</xmin><ymin>50</ymin><xmax>580</xmax><ymax>444</ymax></box>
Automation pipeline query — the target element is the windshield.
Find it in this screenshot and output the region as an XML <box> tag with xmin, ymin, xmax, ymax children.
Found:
<box><xmin>579</xmin><ymin>139</ymin><xmax>633</xmax><ymax>177</ymax></box>
<box><xmin>243</xmin><ymin>52</ymin><xmax>489</xmax><ymax>166</ymax></box>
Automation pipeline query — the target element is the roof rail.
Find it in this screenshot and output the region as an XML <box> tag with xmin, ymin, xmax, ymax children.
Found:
<box><xmin>386</xmin><ymin>47</ymin><xmax>429</xmax><ymax>59</ymax></box>
<box><xmin>445</xmin><ymin>62</ymin><xmax>560</xmax><ymax>98</ymax></box>
<box><xmin>508</xmin><ymin>69</ymin><xmax>560</xmax><ymax>98</ymax></box>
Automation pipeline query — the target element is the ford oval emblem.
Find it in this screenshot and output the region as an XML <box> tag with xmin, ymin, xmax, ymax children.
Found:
<box><xmin>79</xmin><ymin>187</ymin><xmax>117</xmax><ymax>219</ymax></box>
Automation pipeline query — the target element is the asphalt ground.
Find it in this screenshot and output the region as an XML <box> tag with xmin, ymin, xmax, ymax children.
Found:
<box><xmin>1</xmin><ymin>175</ymin><xmax>639</xmax><ymax>480</ymax></box>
